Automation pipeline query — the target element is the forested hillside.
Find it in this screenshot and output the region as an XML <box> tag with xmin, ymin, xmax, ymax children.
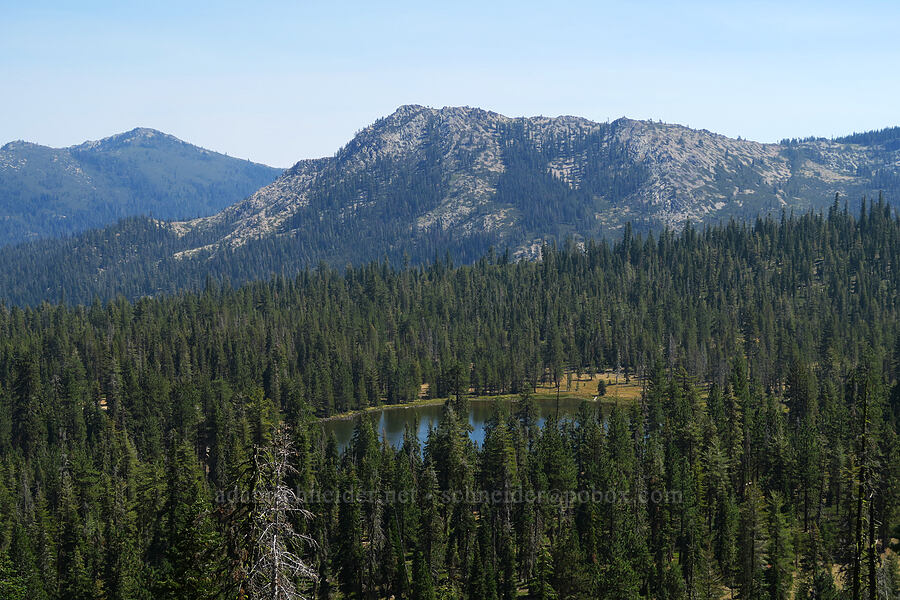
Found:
<box><xmin>0</xmin><ymin>128</ymin><xmax>280</xmax><ymax>246</ymax></box>
<box><xmin>0</xmin><ymin>202</ymin><xmax>899</xmax><ymax>598</ymax></box>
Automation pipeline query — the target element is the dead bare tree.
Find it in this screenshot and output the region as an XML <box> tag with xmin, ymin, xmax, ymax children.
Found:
<box><xmin>245</xmin><ymin>423</ymin><xmax>317</xmax><ymax>600</ymax></box>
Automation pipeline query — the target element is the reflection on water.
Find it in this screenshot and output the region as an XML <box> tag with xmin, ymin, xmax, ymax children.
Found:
<box><xmin>321</xmin><ymin>397</ymin><xmax>611</xmax><ymax>453</ymax></box>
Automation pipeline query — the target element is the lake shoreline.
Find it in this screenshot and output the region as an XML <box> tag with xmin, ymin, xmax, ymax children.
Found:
<box><xmin>319</xmin><ymin>390</ymin><xmax>637</xmax><ymax>423</ymax></box>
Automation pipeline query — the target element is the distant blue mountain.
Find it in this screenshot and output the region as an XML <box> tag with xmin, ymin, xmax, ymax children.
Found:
<box><xmin>0</xmin><ymin>128</ymin><xmax>281</xmax><ymax>246</ymax></box>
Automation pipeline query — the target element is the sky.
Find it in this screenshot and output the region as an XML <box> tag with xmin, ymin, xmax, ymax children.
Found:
<box><xmin>2</xmin><ymin>0</ymin><xmax>899</xmax><ymax>168</ymax></box>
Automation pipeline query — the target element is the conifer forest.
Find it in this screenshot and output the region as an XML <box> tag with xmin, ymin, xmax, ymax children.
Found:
<box><xmin>0</xmin><ymin>199</ymin><xmax>899</xmax><ymax>598</ymax></box>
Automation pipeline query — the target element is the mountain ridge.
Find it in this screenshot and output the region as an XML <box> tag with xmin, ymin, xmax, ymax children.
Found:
<box><xmin>1</xmin><ymin>105</ymin><xmax>899</xmax><ymax>305</ymax></box>
<box><xmin>168</xmin><ymin>104</ymin><xmax>900</xmax><ymax>260</ymax></box>
<box><xmin>0</xmin><ymin>129</ymin><xmax>281</xmax><ymax>246</ymax></box>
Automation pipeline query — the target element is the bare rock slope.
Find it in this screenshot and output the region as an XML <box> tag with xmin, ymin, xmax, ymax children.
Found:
<box><xmin>170</xmin><ymin>105</ymin><xmax>900</xmax><ymax>260</ymax></box>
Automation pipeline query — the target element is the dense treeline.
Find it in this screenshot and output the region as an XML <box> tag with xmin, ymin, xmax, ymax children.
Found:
<box><xmin>0</xmin><ymin>202</ymin><xmax>899</xmax><ymax>598</ymax></box>
<box><xmin>834</xmin><ymin>127</ymin><xmax>900</xmax><ymax>150</ymax></box>
<box><xmin>781</xmin><ymin>127</ymin><xmax>900</xmax><ymax>149</ymax></box>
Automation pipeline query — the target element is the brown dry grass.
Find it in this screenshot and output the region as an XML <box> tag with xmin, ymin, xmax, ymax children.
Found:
<box><xmin>533</xmin><ymin>370</ymin><xmax>645</xmax><ymax>402</ymax></box>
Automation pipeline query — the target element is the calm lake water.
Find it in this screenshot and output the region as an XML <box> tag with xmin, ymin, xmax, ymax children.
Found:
<box><xmin>321</xmin><ymin>397</ymin><xmax>611</xmax><ymax>453</ymax></box>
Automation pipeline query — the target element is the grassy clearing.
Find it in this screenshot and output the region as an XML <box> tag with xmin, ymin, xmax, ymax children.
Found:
<box><xmin>320</xmin><ymin>371</ymin><xmax>645</xmax><ymax>422</ymax></box>
<box><xmin>533</xmin><ymin>370</ymin><xmax>644</xmax><ymax>402</ymax></box>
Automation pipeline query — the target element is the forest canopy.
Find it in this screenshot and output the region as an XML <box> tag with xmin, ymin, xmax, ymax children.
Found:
<box><xmin>0</xmin><ymin>198</ymin><xmax>899</xmax><ymax>598</ymax></box>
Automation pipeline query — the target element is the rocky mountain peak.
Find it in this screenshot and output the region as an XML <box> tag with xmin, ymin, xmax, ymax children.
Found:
<box><xmin>1</xmin><ymin>140</ymin><xmax>39</xmax><ymax>152</ymax></box>
<box><xmin>172</xmin><ymin>105</ymin><xmax>900</xmax><ymax>264</ymax></box>
<box><xmin>71</xmin><ymin>127</ymin><xmax>185</xmax><ymax>152</ymax></box>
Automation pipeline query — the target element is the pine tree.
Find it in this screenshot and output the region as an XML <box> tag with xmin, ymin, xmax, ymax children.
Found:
<box><xmin>738</xmin><ymin>483</ymin><xmax>767</xmax><ymax>599</ymax></box>
<box><xmin>56</xmin><ymin>472</ymin><xmax>93</xmax><ymax>600</ymax></box>
<box><xmin>412</xmin><ymin>549</ymin><xmax>436</xmax><ymax>600</ymax></box>
<box><xmin>0</xmin><ymin>549</ymin><xmax>28</xmax><ymax>600</ymax></box>
<box><xmin>11</xmin><ymin>351</ymin><xmax>42</xmax><ymax>456</ymax></box>
<box><xmin>335</xmin><ymin>467</ymin><xmax>364</xmax><ymax>599</ymax></box>
<box><xmin>154</xmin><ymin>440</ymin><xmax>223</xmax><ymax>600</ymax></box>
<box><xmin>766</xmin><ymin>491</ymin><xmax>794</xmax><ymax>600</ymax></box>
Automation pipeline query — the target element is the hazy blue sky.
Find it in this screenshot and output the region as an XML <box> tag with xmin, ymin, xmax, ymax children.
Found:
<box><xmin>2</xmin><ymin>0</ymin><xmax>898</xmax><ymax>167</ymax></box>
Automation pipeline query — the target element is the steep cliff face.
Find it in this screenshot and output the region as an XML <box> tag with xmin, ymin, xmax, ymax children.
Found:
<box><xmin>170</xmin><ymin>105</ymin><xmax>900</xmax><ymax>260</ymax></box>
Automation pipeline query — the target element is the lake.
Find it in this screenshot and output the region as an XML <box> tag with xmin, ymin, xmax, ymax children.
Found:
<box><xmin>321</xmin><ymin>396</ymin><xmax>611</xmax><ymax>452</ymax></box>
